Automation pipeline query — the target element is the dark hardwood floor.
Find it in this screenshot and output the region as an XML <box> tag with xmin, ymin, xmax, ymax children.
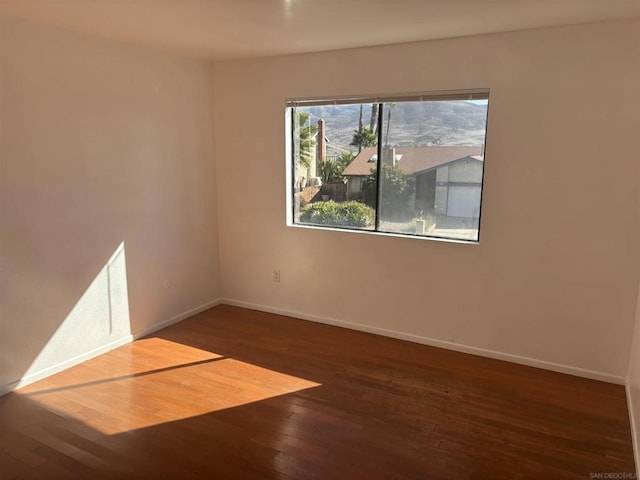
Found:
<box><xmin>1</xmin><ymin>305</ymin><xmax>635</xmax><ymax>479</ymax></box>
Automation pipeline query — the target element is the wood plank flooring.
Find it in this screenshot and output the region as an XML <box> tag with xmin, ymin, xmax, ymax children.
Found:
<box><xmin>1</xmin><ymin>305</ymin><xmax>635</xmax><ymax>479</ymax></box>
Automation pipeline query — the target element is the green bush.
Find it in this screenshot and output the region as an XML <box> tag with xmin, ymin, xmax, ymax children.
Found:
<box><xmin>319</xmin><ymin>152</ymin><xmax>354</xmax><ymax>184</ymax></box>
<box><xmin>300</xmin><ymin>201</ymin><xmax>374</xmax><ymax>228</ymax></box>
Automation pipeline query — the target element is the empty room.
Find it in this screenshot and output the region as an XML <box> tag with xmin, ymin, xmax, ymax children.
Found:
<box><xmin>1</xmin><ymin>1</ymin><xmax>640</xmax><ymax>478</ymax></box>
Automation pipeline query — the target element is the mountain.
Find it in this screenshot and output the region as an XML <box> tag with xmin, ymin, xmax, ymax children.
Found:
<box><xmin>302</xmin><ymin>101</ymin><xmax>488</xmax><ymax>155</ymax></box>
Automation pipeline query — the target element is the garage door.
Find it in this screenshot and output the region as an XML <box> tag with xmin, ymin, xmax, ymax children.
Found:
<box><xmin>447</xmin><ymin>185</ymin><xmax>481</xmax><ymax>218</ymax></box>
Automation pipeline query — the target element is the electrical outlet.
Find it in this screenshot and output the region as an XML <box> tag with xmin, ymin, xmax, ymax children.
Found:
<box><xmin>273</xmin><ymin>270</ymin><xmax>280</xmax><ymax>282</ymax></box>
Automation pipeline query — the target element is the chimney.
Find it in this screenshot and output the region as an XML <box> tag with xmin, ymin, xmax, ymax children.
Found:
<box><xmin>382</xmin><ymin>145</ymin><xmax>396</xmax><ymax>167</ymax></box>
<box><xmin>316</xmin><ymin>119</ymin><xmax>326</xmax><ymax>165</ymax></box>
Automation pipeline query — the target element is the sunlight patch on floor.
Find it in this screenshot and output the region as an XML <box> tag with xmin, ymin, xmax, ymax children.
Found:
<box><xmin>19</xmin><ymin>338</ymin><xmax>321</xmax><ymax>435</ymax></box>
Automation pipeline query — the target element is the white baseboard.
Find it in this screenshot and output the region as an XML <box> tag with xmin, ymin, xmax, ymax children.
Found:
<box><xmin>14</xmin><ymin>335</ymin><xmax>135</xmax><ymax>390</ymax></box>
<box><xmin>0</xmin><ymin>380</ymin><xmax>20</xmax><ymax>397</ymax></box>
<box><xmin>1</xmin><ymin>298</ymin><xmax>222</xmax><ymax>395</ymax></box>
<box><xmin>131</xmin><ymin>298</ymin><xmax>222</xmax><ymax>340</ymax></box>
<box><xmin>3</xmin><ymin>296</ymin><xmax>625</xmax><ymax>396</ymax></box>
<box><xmin>626</xmin><ymin>384</ymin><xmax>640</xmax><ymax>475</ymax></box>
<box><xmin>221</xmin><ymin>298</ymin><xmax>626</xmax><ymax>385</ymax></box>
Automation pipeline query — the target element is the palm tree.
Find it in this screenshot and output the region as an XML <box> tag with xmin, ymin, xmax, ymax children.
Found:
<box><xmin>350</xmin><ymin>127</ymin><xmax>377</xmax><ymax>153</ymax></box>
<box><xmin>369</xmin><ymin>104</ymin><xmax>378</xmax><ymax>134</ymax></box>
<box><xmin>319</xmin><ymin>151</ymin><xmax>355</xmax><ymax>184</ymax></box>
<box><xmin>337</xmin><ymin>151</ymin><xmax>355</xmax><ymax>169</ymax></box>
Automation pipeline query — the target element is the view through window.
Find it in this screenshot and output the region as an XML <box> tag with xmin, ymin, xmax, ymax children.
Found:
<box><xmin>287</xmin><ymin>91</ymin><xmax>489</xmax><ymax>242</ymax></box>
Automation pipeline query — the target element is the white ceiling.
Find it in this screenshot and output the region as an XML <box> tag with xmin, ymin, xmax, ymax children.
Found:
<box><xmin>1</xmin><ymin>0</ymin><xmax>638</xmax><ymax>61</ymax></box>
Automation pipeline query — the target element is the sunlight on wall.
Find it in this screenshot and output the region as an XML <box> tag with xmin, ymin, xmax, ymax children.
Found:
<box><xmin>18</xmin><ymin>242</ymin><xmax>131</xmax><ymax>387</ymax></box>
<box><xmin>20</xmin><ymin>338</ymin><xmax>321</xmax><ymax>435</ymax></box>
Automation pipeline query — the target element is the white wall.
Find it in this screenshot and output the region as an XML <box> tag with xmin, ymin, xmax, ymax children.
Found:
<box><xmin>0</xmin><ymin>16</ymin><xmax>220</xmax><ymax>393</ymax></box>
<box><xmin>1</xmin><ymin>15</ymin><xmax>638</xmax><ymax>395</ymax></box>
<box><xmin>213</xmin><ymin>20</ymin><xmax>640</xmax><ymax>382</ymax></box>
<box><xmin>627</xmin><ymin>282</ymin><xmax>640</xmax><ymax>473</ymax></box>
<box><xmin>625</xmin><ymin>115</ymin><xmax>640</xmax><ymax>469</ymax></box>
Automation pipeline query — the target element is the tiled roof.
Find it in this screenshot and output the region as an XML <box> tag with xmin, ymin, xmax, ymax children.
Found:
<box><xmin>342</xmin><ymin>146</ymin><xmax>483</xmax><ymax>176</ymax></box>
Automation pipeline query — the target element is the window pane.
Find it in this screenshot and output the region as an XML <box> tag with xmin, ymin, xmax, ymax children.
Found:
<box><xmin>292</xmin><ymin>104</ymin><xmax>377</xmax><ymax>231</ymax></box>
<box><xmin>288</xmin><ymin>92</ymin><xmax>489</xmax><ymax>243</ymax></box>
<box><xmin>378</xmin><ymin>100</ymin><xmax>488</xmax><ymax>241</ymax></box>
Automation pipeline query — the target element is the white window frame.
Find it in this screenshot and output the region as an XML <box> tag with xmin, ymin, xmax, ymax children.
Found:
<box><xmin>285</xmin><ymin>89</ymin><xmax>490</xmax><ymax>244</ymax></box>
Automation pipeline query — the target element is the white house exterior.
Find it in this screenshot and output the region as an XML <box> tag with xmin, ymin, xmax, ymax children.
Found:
<box><xmin>343</xmin><ymin>146</ymin><xmax>484</xmax><ymax>218</ymax></box>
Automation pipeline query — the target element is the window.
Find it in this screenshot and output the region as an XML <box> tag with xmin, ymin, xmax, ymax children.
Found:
<box><xmin>286</xmin><ymin>90</ymin><xmax>489</xmax><ymax>242</ymax></box>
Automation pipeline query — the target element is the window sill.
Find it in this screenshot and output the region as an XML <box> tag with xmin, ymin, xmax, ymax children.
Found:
<box><xmin>287</xmin><ymin>222</ymin><xmax>480</xmax><ymax>245</ymax></box>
